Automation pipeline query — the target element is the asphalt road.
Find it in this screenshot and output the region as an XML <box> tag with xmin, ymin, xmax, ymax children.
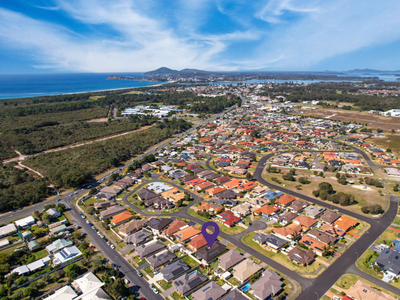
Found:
<box><xmin>0</xmin><ymin>108</ymin><xmax>233</xmax><ymax>299</ymax></box>
<box><xmin>2</xmin><ymin>106</ymin><xmax>399</xmax><ymax>299</ymax></box>
<box><xmin>64</xmin><ymin>198</ymin><xmax>164</xmax><ymax>300</ymax></box>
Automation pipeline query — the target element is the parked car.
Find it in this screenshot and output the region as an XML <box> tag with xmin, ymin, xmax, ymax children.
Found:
<box><xmin>137</xmin><ymin>271</ymin><xmax>142</xmax><ymax>277</ymax></box>
<box><xmin>124</xmin><ymin>279</ymin><xmax>130</xmax><ymax>284</ymax></box>
<box><xmin>149</xmin><ymin>285</ymin><xmax>159</xmax><ymax>294</ymax></box>
<box><xmin>110</xmin><ymin>245</ymin><xmax>115</xmax><ymax>249</ymax></box>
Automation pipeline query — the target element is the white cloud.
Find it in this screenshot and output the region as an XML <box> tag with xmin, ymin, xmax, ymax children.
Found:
<box><xmin>254</xmin><ymin>0</ymin><xmax>400</xmax><ymax>69</ymax></box>
<box><xmin>0</xmin><ymin>0</ymin><xmax>400</xmax><ymax>72</ymax></box>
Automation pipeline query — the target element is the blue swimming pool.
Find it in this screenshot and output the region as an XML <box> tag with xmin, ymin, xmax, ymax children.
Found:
<box><xmin>242</xmin><ymin>283</ymin><xmax>251</xmax><ymax>292</ymax></box>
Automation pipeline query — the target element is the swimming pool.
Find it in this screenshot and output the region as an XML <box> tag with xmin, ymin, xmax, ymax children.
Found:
<box><xmin>242</xmin><ymin>283</ymin><xmax>251</xmax><ymax>292</ymax></box>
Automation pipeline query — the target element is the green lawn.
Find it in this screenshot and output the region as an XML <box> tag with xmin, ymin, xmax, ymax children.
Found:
<box><xmin>143</xmin><ymin>266</ymin><xmax>154</xmax><ymax>278</ymax></box>
<box><xmin>84</xmin><ymin>197</ymin><xmax>100</xmax><ymax>205</ymax></box>
<box><xmin>242</xmin><ymin>232</ymin><xmax>323</xmax><ymax>277</ymax></box>
<box><xmin>228</xmin><ymin>276</ymin><xmax>241</xmax><ymax>286</ymax></box>
<box><xmin>157</xmin><ymin>280</ymin><xmax>172</xmax><ymax>291</ymax></box>
<box><xmin>376</xmin><ymin>228</ymin><xmax>399</xmax><ymax>245</ymax></box>
<box><xmin>170</xmin><ymin>292</ymin><xmax>183</xmax><ymax>300</ymax></box>
<box><xmin>393</xmin><ymin>217</ymin><xmax>400</xmax><ymax>226</ymax></box>
<box><xmin>187</xmin><ymin>209</ymin><xmax>246</xmax><ymax>235</ymax></box>
<box><xmin>335</xmin><ymin>274</ymin><xmax>359</xmax><ymax>289</ymax></box>
<box><xmin>356</xmin><ymin>249</ymin><xmax>383</xmax><ymax>279</ymax></box>
<box><xmin>138</xmin><ymin>259</ymin><xmax>147</xmax><ymax>266</ymax></box>
<box><xmin>181</xmin><ymin>256</ymin><xmax>200</xmax><ymax>268</ymax></box>
<box><xmin>32</xmin><ymin>249</ymin><xmax>48</xmax><ymax>260</ymax></box>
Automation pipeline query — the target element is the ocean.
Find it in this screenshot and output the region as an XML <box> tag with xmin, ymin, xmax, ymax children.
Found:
<box><xmin>0</xmin><ymin>72</ymin><xmax>398</xmax><ymax>100</ymax></box>
<box><xmin>0</xmin><ymin>73</ymin><xmax>163</xmax><ymax>100</ymax></box>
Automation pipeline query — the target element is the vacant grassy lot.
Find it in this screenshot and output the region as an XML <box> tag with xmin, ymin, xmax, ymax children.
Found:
<box><xmin>295</xmin><ymin>107</ymin><xmax>400</xmax><ymax>133</ymax></box>
<box><xmin>370</xmin><ymin>134</ymin><xmax>400</xmax><ymax>159</ymax></box>
<box><xmin>262</xmin><ymin>168</ymin><xmax>386</xmax><ymax>215</ymax></box>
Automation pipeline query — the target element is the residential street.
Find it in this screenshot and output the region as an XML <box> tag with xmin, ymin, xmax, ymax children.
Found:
<box><xmin>1</xmin><ymin>107</ymin><xmax>399</xmax><ymax>299</ymax></box>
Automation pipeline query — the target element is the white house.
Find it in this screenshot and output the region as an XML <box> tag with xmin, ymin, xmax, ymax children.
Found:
<box><xmin>53</xmin><ymin>246</ymin><xmax>82</xmax><ymax>266</ymax></box>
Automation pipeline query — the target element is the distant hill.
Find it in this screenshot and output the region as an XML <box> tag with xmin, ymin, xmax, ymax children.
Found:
<box><xmin>144</xmin><ymin>67</ymin><xmax>213</xmax><ymax>75</ymax></box>
<box><xmin>346</xmin><ymin>68</ymin><xmax>400</xmax><ymax>74</ymax></box>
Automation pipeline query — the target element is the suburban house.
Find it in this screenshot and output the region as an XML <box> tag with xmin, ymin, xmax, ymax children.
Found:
<box><xmin>293</xmin><ymin>215</ymin><xmax>318</xmax><ymax>230</ymax></box>
<box><xmin>307</xmin><ymin>228</ymin><xmax>337</xmax><ymax>245</ymax></box>
<box><xmin>232</xmin><ymin>259</ymin><xmax>262</xmax><ymax>283</ymax></box>
<box><xmin>231</xmin><ymin>203</ymin><xmax>252</xmax><ymax>217</ymax></box>
<box><xmin>118</xmin><ymin>218</ymin><xmax>148</xmax><ymax>237</ymax></box>
<box><xmin>191</xmin><ymin>281</ymin><xmax>227</xmax><ymax>300</ymax></box>
<box><xmin>45</xmin><ymin>239</ymin><xmax>73</xmax><ymax>254</ymax></box>
<box><xmin>299</xmin><ymin>235</ymin><xmax>326</xmax><ymax>256</ymax></box>
<box><xmin>287</xmin><ymin>247</ymin><xmax>316</xmax><ymax>266</ymax></box>
<box><xmin>99</xmin><ymin>205</ymin><xmax>126</xmax><ymax>220</ymax></box>
<box><xmin>277</xmin><ymin>211</ymin><xmax>298</xmax><ymax>225</ymax></box>
<box><xmin>71</xmin><ymin>272</ymin><xmax>110</xmax><ymax>300</ymax></box>
<box><xmin>251</xmin><ymin>270</ymin><xmax>283</xmax><ymax>300</ymax></box>
<box><xmin>110</xmin><ymin>211</ymin><xmax>133</xmax><ymax>226</ymax></box>
<box><xmin>123</xmin><ymin>229</ymin><xmax>152</xmax><ymax>245</ymax></box>
<box><xmin>173</xmin><ymin>226</ymin><xmax>201</xmax><ymax>243</ymax></box>
<box><xmin>273</xmin><ymin>224</ymin><xmax>302</xmax><ymax>240</ymax></box>
<box><xmin>320</xmin><ymin>224</ymin><xmax>346</xmax><ymax>238</ymax></box>
<box><xmin>173</xmin><ymin>270</ymin><xmax>207</xmax><ymax>296</ymax></box>
<box><xmin>254</xmin><ymin>205</ymin><xmax>279</xmax><ymax>218</ymax></box>
<box><xmin>221</xmin><ymin>290</ymin><xmax>248</xmax><ymax>300</ymax></box>
<box><xmin>0</xmin><ymin>224</ymin><xmax>17</xmax><ymax>238</ymax></box>
<box><xmin>94</xmin><ymin>200</ymin><xmax>116</xmax><ymax>210</ymax></box>
<box><xmin>147</xmin><ymin>218</ymin><xmax>173</xmax><ymax>235</ymax></box>
<box><xmin>217</xmin><ymin>210</ymin><xmax>241</xmax><ymax>227</ymax></box>
<box><xmin>276</xmin><ymin>194</ymin><xmax>296</xmax><ymax>208</ymax></box>
<box><xmin>188</xmin><ymin>234</ymin><xmax>208</xmax><ymax>252</ymax></box>
<box><xmin>375</xmin><ymin>249</ymin><xmax>400</xmax><ymax>278</ymax></box>
<box><xmin>15</xmin><ymin>216</ymin><xmax>36</xmax><ymax>229</ymax></box>
<box><xmin>160</xmin><ymin>260</ymin><xmax>190</xmax><ymax>282</ymax></box>
<box><xmin>162</xmin><ymin>219</ymin><xmax>188</xmax><ymax>236</ymax></box>
<box><xmin>347</xmin><ymin>280</ymin><xmax>398</xmax><ymax>300</ymax></box>
<box><xmin>136</xmin><ymin>240</ymin><xmax>166</xmax><ymax>258</ymax></box>
<box><xmin>334</xmin><ymin>215</ymin><xmax>358</xmax><ymax>232</ymax></box>
<box><xmin>263</xmin><ymin>233</ymin><xmax>288</xmax><ymax>252</ymax></box>
<box><xmin>304</xmin><ymin>206</ymin><xmax>326</xmax><ymax>219</ymax></box>
<box><xmin>137</xmin><ymin>188</ymin><xmax>158</xmax><ymax>201</ymax></box>
<box><xmin>52</xmin><ymin>246</ymin><xmax>82</xmax><ymax>266</ymax></box>
<box><xmin>218</xmin><ymin>249</ymin><xmax>245</xmax><ymax>271</ymax></box>
<box><xmin>288</xmin><ymin>200</ymin><xmax>309</xmax><ymax>213</ymax></box>
<box><xmin>146</xmin><ymin>250</ymin><xmax>176</xmax><ymax>270</ymax></box>
<box><xmin>46</xmin><ymin>208</ymin><xmax>61</xmax><ymax>219</ymax></box>
<box><xmin>196</xmin><ymin>241</ymin><xmax>227</xmax><ymax>264</ymax></box>
<box><xmin>321</xmin><ymin>210</ymin><xmax>341</xmax><ymax>225</ymax></box>
<box><xmin>197</xmin><ymin>202</ymin><xmax>223</xmax><ymax>213</ymax></box>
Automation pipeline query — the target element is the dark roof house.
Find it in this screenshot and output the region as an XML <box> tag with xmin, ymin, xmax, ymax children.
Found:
<box><xmin>173</xmin><ymin>270</ymin><xmax>207</xmax><ymax>296</ymax></box>
<box><xmin>160</xmin><ymin>260</ymin><xmax>190</xmax><ymax>282</ymax></box>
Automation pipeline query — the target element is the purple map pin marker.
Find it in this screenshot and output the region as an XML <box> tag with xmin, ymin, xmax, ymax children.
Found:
<box><xmin>202</xmin><ymin>221</ymin><xmax>220</xmax><ymax>248</ymax></box>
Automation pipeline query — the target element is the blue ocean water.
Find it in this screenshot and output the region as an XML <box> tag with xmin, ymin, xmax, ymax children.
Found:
<box><xmin>0</xmin><ymin>73</ymin><xmax>163</xmax><ymax>100</ymax></box>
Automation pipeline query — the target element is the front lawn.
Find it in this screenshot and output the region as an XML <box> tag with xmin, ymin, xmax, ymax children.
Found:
<box><xmin>181</xmin><ymin>256</ymin><xmax>200</xmax><ymax>268</ymax></box>
<box><xmin>157</xmin><ymin>280</ymin><xmax>172</xmax><ymax>291</ymax></box>
<box><xmin>242</xmin><ymin>232</ymin><xmax>323</xmax><ymax>277</ymax></box>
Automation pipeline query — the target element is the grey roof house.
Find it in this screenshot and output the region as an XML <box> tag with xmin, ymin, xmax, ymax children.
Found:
<box><xmin>196</xmin><ymin>241</ymin><xmax>227</xmax><ymax>264</ymax></box>
<box><xmin>136</xmin><ymin>240</ymin><xmax>166</xmax><ymax>258</ymax></box>
<box><xmin>375</xmin><ymin>249</ymin><xmax>400</xmax><ymax>276</ymax></box>
<box><xmin>173</xmin><ymin>270</ymin><xmax>207</xmax><ymax>296</ymax></box>
<box><xmin>146</xmin><ymin>250</ymin><xmax>176</xmax><ymax>270</ymax></box>
<box><xmin>218</xmin><ymin>249</ymin><xmax>245</xmax><ymax>271</ymax></box>
<box><xmin>160</xmin><ymin>260</ymin><xmax>190</xmax><ymax>282</ymax></box>
<box><xmin>191</xmin><ymin>281</ymin><xmax>226</xmax><ymax>300</ymax></box>
<box><xmin>123</xmin><ymin>229</ymin><xmax>152</xmax><ymax>245</ymax></box>
<box><xmin>251</xmin><ymin>270</ymin><xmax>283</xmax><ymax>300</ymax></box>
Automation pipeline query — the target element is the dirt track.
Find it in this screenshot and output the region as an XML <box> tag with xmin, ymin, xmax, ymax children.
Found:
<box><xmin>3</xmin><ymin>125</ymin><xmax>154</xmax><ymax>164</ymax></box>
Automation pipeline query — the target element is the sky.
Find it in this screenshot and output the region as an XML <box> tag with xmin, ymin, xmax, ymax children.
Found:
<box><xmin>0</xmin><ymin>0</ymin><xmax>400</xmax><ymax>73</ymax></box>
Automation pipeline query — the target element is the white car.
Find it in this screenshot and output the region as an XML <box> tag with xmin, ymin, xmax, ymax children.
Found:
<box><xmin>124</xmin><ymin>279</ymin><xmax>130</xmax><ymax>284</ymax></box>
<box><xmin>110</xmin><ymin>245</ymin><xmax>115</xmax><ymax>249</ymax></box>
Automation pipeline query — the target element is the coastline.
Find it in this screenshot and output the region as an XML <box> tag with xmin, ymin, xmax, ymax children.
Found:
<box><xmin>0</xmin><ymin>80</ymin><xmax>175</xmax><ymax>101</ymax></box>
